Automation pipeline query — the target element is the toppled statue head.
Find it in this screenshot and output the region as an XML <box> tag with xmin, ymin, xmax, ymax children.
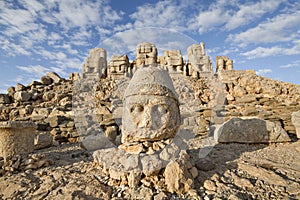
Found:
<box><xmin>122</xmin><ymin>66</ymin><xmax>181</xmax><ymax>144</ymax></box>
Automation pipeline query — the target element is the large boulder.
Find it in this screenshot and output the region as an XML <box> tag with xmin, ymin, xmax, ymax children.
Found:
<box><xmin>7</xmin><ymin>87</ymin><xmax>15</xmax><ymax>97</ymax></box>
<box><xmin>15</xmin><ymin>83</ymin><xmax>26</xmax><ymax>91</ymax></box>
<box><xmin>40</xmin><ymin>75</ymin><xmax>53</xmax><ymax>85</ymax></box>
<box><xmin>215</xmin><ymin>117</ymin><xmax>291</xmax><ymax>143</ymax></box>
<box><xmin>291</xmin><ymin>111</ymin><xmax>300</xmax><ymax>139</ymax></box>
<box><xmin>164</xmin><ymin>151</ymin><xmax>196</xmax><ymax>194</ymax></box>
<box><xmin>0</xmin><ymin>94</ymin><xmax>10</xmax><ymax>104</ymax></box>
<box><xmin>13</xmin><ymin>91</ymin><xmax>32</xmax><ymax>102</ymax></box>
<box><xmin>46</xmin><ymin>72</ymin><xmax>62</xmax><ymax>83</ymax></box>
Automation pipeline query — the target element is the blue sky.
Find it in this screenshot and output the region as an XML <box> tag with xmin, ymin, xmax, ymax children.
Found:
<box><xmin>0</xmin><ymin>0</ymin><xmax>300</xmax><ymax>93</ymax></box>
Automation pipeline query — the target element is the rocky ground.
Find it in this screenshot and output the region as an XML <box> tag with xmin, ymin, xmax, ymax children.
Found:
<box><xmin>1</xmin><ymin>66</ymin><xmax>300</xmax><ymax>199</ymax></box>
<box><xmin>0</xmin><ymin>138</ymin><xmax>299</xmax><ymax>200</ymax></box>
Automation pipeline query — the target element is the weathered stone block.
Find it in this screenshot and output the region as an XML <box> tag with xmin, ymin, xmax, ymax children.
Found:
<box><xmin>0</xmin><ymin>94</ymin><xmax>10</xmax><ymax>104</ymax></box>
<box><xmin>0</xmin><ymin>121</ymin><xmax>36</xmax><ymax>161</ymax></box>
<box><xmin>164</xmin><ymin>151</ymin><xmax>194</xmax><ymax>194</ymax></box>
<box><xmin>34</xmin><ymin>133</ymin><xmax>53</xmax><ymax>150</ymax></box>
<box><xmin>41</xmin><ymin>75</ymin><xmax>53</xmax><ymax>85</ymax></box>
<box><xmin>45</xmin><ymin>115</ymin><xmax>65</xmax><ymax>127</ymax></box>
<box><xmin>46</xmin><ymin>72</ymin><xmax>62</xmax><ymax>83</ymax></box>
<box><xmin>15</xmin><ymin>83</ymin><xmax>26</xmax><ymax>91</ymax></box>
<box><xmin>291</xmin><ymin>110</ymin><xmax>300</xmax><ymax>138</ymax></box>
<box><xmin>13</xmin><ymin>91</ymin><xmax>32</xmax><ymax>102</ymax></box>
<box><xmin>215</xmin><ymin>117</ymin><xmax>291</xmax><ymax>143</ymax></box>
<box><xmin>235</xmin><ymin>94</ymin><xmax>257</xmax><ymax>104</ymax></box>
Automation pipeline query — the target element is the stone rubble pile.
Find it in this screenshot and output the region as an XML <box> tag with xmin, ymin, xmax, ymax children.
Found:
<box><xmin>219</xmin><ymin>70</ymin><xmax>300</xmax><ymax>137</ymax></box>
<box><xmin>0</xmin><ymin>153</ymin><xmax>53</xmax><ymax>175</ymax></box>
<box><xmin>0</xmin><ymin>72</ymin><xmax>79</xmax><ymax>144</ymax></box>
<box><xmin>0</xmin><ymin>41</ymin><xmax>299</xmax><ymax>197</ymax></box>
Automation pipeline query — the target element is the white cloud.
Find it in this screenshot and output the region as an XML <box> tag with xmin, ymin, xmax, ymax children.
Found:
<box><xmin>0</xmin><ymin>0</ymin><xmax>123</xmax><ymax>57</ymax></box>
<box><xmin>280</xmin><ymin>60</ymin><xmax>300</xmax><ymax>68</ymax></box>
<box><xmin>42</xmin><ymin>0</ymin><xmax>122</xmax><ymax>31</ymax></box>
<box><xmin>257</xmin><ymin>68</ymin><xmax>272</xmax><ymax>75</ymax></box>
<box><xmin>241</xmin><ymin>45</ymin><xmax>300</xmax><ymax>59</ymax></box>
<box><xmin>228</xmin><ymin>9</ymin><xmax>300</xmax><ymax>46</ymax></box>
<box><xmin>17</xmin><ymin>65</ymin><xmax>50</xmax><ymax>77</ymax></box>
<box><xmin>130</xmin><ymin>0</ymin><xmax>191</xmax><ymax>31</ymax></box>
<box><xmin>188</xmin><ymin>0</ymin><xmax>232</xmax><ymax>33</ymax></box>
<box><xmin>0</xmin><ymin>38</ymin><xmax>31</xmax><ymax>56</ymax></box>
<box><xmin>19</xmin><ymin>0</ymin><xmax>45</xmax><ymax>15</ymax></box>
<box><xmin>188</xmin><ymin>0</ymin><xmax>282</xmax><ymax>33</ymax></box>
<box><xmin>99</xmin><ymin>28</ymin><xmax>197</xmax><ymax>59</ymax></box>
<box><xmin>13</xmin><ymin>76</ymin><xmax>25</xmax><ymax>83</ymax></box>
<box><xmin>225</xmin><ymin>0</ymin><xmax>282</xmax><ymax>30</ymax></box>
<box><xmin>0</xmin><ymin>6</ymin><xmax>41</xmax><ymax>36</ymax></box>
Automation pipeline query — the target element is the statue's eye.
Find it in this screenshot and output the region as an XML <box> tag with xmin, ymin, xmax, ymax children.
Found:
<box><xmin>157</xmin><ymin>105</ymin><xmax>168</xmax><ymax>114</ymax></box>
<box><xmin>130</xmin><ymin>105</ymin><xmax>144</xmax><ymax>113</ymax></box>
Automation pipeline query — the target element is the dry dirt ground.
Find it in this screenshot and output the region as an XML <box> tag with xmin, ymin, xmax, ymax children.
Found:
<box><xmin>0</xmin><ymin>138</ymin><xmax>299</xmax><ymax>200</ymax></box>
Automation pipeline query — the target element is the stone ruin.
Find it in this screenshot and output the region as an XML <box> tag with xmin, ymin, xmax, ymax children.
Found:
<box><xmin>82</xmin><ymin>48</ymin><xmax>107</xmax><ymax>79</ymax></box>
<box><xmin>107</xmin><ymin>55</ymin><xmax>130</xmax><ymax>79</ymax></box>
<box><xmin>216</xmin><ymin>56</ymin><xmax>233</xmax><ymax>72</ymax></box>
<box><xmin>135</xmin><ymin>42</ymin><xmax>158</xmax><ymax>66</ymax></box>
<box><xmin>77</xmin><ymin>42</ymin><xmax>299</xmax><ymax>194</ymax></box>
<box><xmin>0</xmin><ymin>121</ymin><xmax>36</xmax><ymax>162</ymax></box>
<box><xmin>0</xmin><ymin>41</ymin><xmax>300</xmax><ymax>198</ymax></box>
<box><xmin>187</xmin><ymin>42</ymin><xmax>213</xmax><ymax>78</ymax></box>
<box><xmin>83</xmin><ymin>41</ymin><xmax>226</xmax><ymax>81</ymax></box>
<box><xmin>160</xmin><ymin>50</ymin><xmax>184</xmax><ymax>75</ymax></box>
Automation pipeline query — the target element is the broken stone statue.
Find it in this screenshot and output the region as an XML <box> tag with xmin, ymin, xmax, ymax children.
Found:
<box><xmin>92</xmin><ymin>65</ymin><xmax>197</xmax><ymax>194</ymax></box>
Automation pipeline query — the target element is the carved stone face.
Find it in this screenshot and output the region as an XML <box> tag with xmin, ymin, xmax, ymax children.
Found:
<box><xmin>122</xmin><ymin>90</ymin><xmax>180</xmax><ymax>144</ymax></box>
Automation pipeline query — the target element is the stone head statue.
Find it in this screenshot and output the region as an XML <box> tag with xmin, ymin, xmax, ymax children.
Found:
<box><xmin>122</xmin><ymin>66</ymin><xmax>181</xmax><ymax>144</ymax></box>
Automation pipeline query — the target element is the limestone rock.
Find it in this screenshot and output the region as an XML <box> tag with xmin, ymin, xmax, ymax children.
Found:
<box><xmin>141</xmin><ymin>154</ymin><xmax>162</xmax><ymax>176</ymax></box>
<box><xmin>69</xmin><ymin>72</ymin><xmax>80</xmax><ymax>81</ymax></box>
<box><xmin>45</xmin><ymin>115</ymin><xmax>65</xmax><ymax>128</ymax></box>
<box><xmin>215</xmin><ymin>117</ymin><xmax>291</xmax><ymax>143</ymax></box>
<box><xmin>0</xmin><ymin>94</ymin><xmax>10</xmax><ymax>104</ymax></box>
<box><xmin>81</xmin><ymin>134</ymin><xmax>115</xmax><ymax>151</ymax></box>
<box><xmin>40</xmin><ymin>75</ymin><xmax>53</xmax><ymax>85</ymax></box>
<box><xmin>203</xmin><ymin>180</ymin><xmax>217</xmax><ymax>191</ymax></box>
<box><xmin>0</xmin><ymin>121</ymin><xmax>36</xmax><ymax>161</ymax></box>
<box><xmin>238</xmin><ymin>163</ymin><xmax>287</xmax><ymax>186</ymax></box>
<box><xmin>235</xmin><ymin>94</ymin><xmax>257</xmax><ymax>104</ymax></box>
<box><xmin>14</xmin><ymin>91</ymin><xmax>32</xmax><ymax>102</ymax></box>
<box><xmin>34</xmin><ymin>133</ymin><xmax>53</xmax><ymax>150</ymax></box>
<box><xmin>15</xmin><ymin>83</ymin><xmax>26</xmax><ymax>91</ymax></box>
<box><xmin>164</xmin><ymin>151</ymin><xmax>194</xmax><ymax>194</ymax></box>
<box><xmin>7</xmin><ymin>87</ymin><xmax>15</xmax><ymax>96</ymax></box>
<box><xmin>291</xmin><ymin>110</ymin><xmax>300</xmax><ymax>138</ymax></box>
<box><xmin>46</xmin><ymin>72</ymin><xmax>62</xmax><ymax>83</ymax></box>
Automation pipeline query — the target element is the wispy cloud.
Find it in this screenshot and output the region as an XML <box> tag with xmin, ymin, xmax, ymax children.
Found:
<box><xmin>241</xmin><ymin>45</ymin><xmax>300</xmax><ymax>59</ymax></box>
<box><xmin>280</xmin><ymin>60</ymin><xmax>300</xmax><ymax>68</ymax></box>
<box><xmin>17</xmin><ymin>65</ymin><xmax>50</xmax><ymax>78</ymax></box>
<box><xmin>129</xmin><ymin>0</ymin><xmax>193</xmax><ymax>31</ymax></box>
<box><xmin>225</xmin><ymin>0</ymin><xmax>282</xmax><ymax>30</ymax></box>
<box><xmin>188</xmin><ymin>0</ymin><xmax>283</xmax><ymax>33</ymax></box>
<box><xmin>257</xmin><ymin>68</ymin><xmax>272</xmax><ymax>75</ymax></box>
<box><xmin>99</xmin><ymin>28</ymin><xmax>197</xmax><ymax>59</ymax></box>
<box><xmin>0</xmin><ymin>0</ymin><xmax>123</xmax><ymax>79</ymax></box>
<box><xmin>228</xmin><ymin>9</ymin><xmax>300</xmax><ymax>46</ymax></box>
